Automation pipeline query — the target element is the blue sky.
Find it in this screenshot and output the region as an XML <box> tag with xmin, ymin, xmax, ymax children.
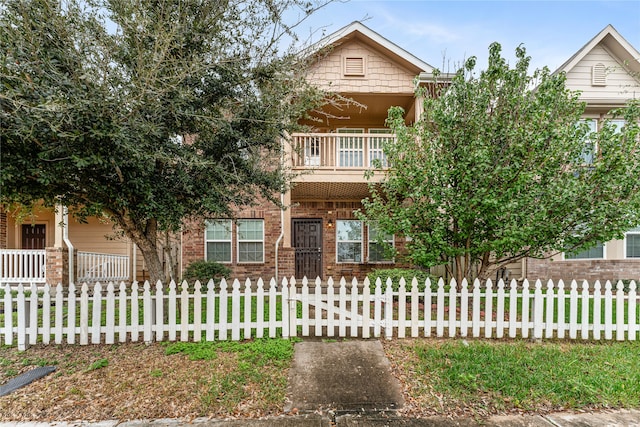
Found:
<box><xmin>290</xmin><ymin>0</ymin><xmax>640</xmax><ymax>72</ymax></box>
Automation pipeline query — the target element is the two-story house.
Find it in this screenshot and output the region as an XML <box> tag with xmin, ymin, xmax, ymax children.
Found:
<box><xmin>3</xmin><ymin>22</ymin><xmax>638</xmax><ymax>285</ymax></box>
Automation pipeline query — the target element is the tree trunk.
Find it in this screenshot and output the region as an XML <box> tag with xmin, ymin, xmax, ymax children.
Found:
<box><xmin>113</xmin><ymin>215</ymin><xmax>167</xmax><ymax>285</ymax></box>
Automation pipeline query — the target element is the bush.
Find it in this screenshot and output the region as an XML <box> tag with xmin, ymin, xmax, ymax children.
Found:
<box><xmin>182</xmin><ymin>260</ymin><xmax>231</xmax><ymax>285</ymax></box>
<box><xmin>366</xmin><ymin>268</ymin><xmax>439</xmax><ymax>293</ymax></box>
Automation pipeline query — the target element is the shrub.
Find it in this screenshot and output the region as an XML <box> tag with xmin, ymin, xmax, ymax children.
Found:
<box><xmin>366</xmin><ymin>268</ymin><xmax>439</xmax><ymax>293</ymax></box>
<box><xmin>182</xmin><ymin>260</ymin><xmax>231</xmax><ymax>285</ymax></box>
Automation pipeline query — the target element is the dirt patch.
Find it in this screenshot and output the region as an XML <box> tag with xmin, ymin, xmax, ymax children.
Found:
<box><xmin>0</xmin><ymin>342</ymin><xmax>287</xmax><ymax>422</ymax></box>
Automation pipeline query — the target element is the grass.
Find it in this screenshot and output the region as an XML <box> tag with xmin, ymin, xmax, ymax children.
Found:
<box><xmin>386</xmin><ymin>339</ymin><xmax>640</xmax><ymax>416</ymax></box>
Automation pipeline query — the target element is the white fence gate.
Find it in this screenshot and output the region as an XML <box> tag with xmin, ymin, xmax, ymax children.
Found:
<box><xmin>1</xmin><ymin>276</ymin><xmax>639</xmax><ymax>350</ymax></box>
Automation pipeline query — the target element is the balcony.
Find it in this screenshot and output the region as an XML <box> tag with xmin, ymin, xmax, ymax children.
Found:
<box><xmin>290</xmin><ymin>132</ymin><xmax>393</xmax><ymax>170</ymax></box>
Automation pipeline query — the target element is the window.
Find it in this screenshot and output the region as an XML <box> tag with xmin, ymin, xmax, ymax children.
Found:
<box><xmin>205</xmin><ymin>220</ymin><xmax>232</xmax><ymax>263</ymax></box>
<box><xmin>565</xmin><ymin>242</ymin><xmax>605</xmax><ymax>260</ymax></box>
<box><xmin>237</xmin><ymin>219</ymin><xmax>264</xmax><ymax>263</ymax></box>
<box><xmin>337</xmin><ymin>220</ymin><xmax>362</xmax><ymax>262</ymax></box>
<box><xmin>368</xmin><ymin>128</ymin><xmax>391</xmax><ymax>168</ymax></box>
<box><xmin>578</xmin><ymin>119</ymin><xmax>597</xmax><ymax>164</ymax></box>
<box><xmin>625</xmin><ymin>227</ymin><xmax>640</xmax><ymax>258</ymax></box>
<box><xmin>344</xmin><ymin>57</ymin><xmax>365</xmax><ymax>76</ymax></box>
<box><xmin>368</xmin><ymin>223</ymin><xmax>394</xmax><ymax>262</ymax></box>
<box><xmin>338</xmin><ymin>128</ymin><xmax>364</xmax><ymax>167</ymax></box>
<box><xmin>304</xmin><ymin>136</ymin><xmax>320</xmax><ymax>166</ymax></box>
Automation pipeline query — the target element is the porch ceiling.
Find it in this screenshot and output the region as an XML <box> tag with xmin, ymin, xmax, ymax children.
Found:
<box><xmin>291</xmin><ymin>182</ymin><xmax>373</xmax><ymax>201</ymax></box>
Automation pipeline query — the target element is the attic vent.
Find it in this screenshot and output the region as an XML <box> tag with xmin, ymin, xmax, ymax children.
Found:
<box><xmin>344</xmin><ymin>57</ymin><xmax>365</xmax><ymax>76</ymax></box>
<box><xmin>592</xmin><ymin>63</ymin><xmax>607</xmax><ymax>86</ymax></box>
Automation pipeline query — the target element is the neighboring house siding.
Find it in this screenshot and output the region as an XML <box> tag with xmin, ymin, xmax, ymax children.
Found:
<box><xmin>69</xmin><ymin>216</ymin><xmax>128</xmax><ymax>255</ymax></box>
<box><xmin>565</xmin><ymin>45</ymin><xmax>640</xmax><ymax>99</ymax></box>
<box><xmin>307</xmin><ymin>42</ymin><xmax>416</xmax><ymax>93</ymax></box>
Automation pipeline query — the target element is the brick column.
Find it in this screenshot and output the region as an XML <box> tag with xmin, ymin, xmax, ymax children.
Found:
<box><xmin>46</xmin><ymin>247</ymin><xmax>72</xmax><ymax>286</ymax></box>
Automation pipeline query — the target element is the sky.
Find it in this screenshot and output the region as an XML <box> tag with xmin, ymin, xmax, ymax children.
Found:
<box><xmin>288</xmin><ymin>0</ymin><xmax>640</xmax><ymax>73</ymax></box>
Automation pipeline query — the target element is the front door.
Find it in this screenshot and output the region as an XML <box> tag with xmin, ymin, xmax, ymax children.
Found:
<box><xmin>293</xmin><ymin>219</ymin><xmax>322</xmax><ymax>279</ymax></box>
<box><xmin>22</xmin><ymin>224</ymin><xmax>46</xmax><ymax>249</ymax></box>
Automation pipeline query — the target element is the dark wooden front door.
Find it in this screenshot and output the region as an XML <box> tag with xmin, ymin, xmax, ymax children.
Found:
<box><xmin>293</xmin><ymin>219</ymin><xmax>322</xmax><ymax>279</ymax></box>
<box><xmin>22</xmin><ymin>224</ymin><xmax>46</xmax><ymax>249</ymax></box>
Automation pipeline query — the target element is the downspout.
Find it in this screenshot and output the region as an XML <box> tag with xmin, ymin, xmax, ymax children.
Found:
<box><xmin>274</xmin><ymin>135</ymin><xmax>286</xmax><ymax>283</ymax></box>
<box><xmin>275</xmin><ymin>192</ymin><xmax>285</xmax><ymax>283</ymax></box>
<box><xmin>62</xmin><ymin>207</ymin><xmax>74</xmax><ymax>285</ymax></box>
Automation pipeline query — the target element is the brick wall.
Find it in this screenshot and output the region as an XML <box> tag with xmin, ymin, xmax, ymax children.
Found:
<box><xmin>527</xmin><ymin>258</ymin><xmax>640</xmax><ymax>283</ymax></box>
<box><xmin>46</xmin><ymin>247</ymin><xmax>70</xmax><ymax>286</ymax></box>
<box><xmin>291</xmin><ymin>201</ymin><xmax>410</xmax><ymax>280</ymax></box>
<box><xmin>181</xmin><ymin>199</ymin><xmax>283</xmax><ymax>282</ymax></box>
<box><xmin>0</xmin><ymin>211</ymin><xmax>6</xmax><ymax>248</ymax></box>
<box><xmin>180</xmin><ymin>199</ymin><xmax>411</xmax><ymax>282</ymax></box>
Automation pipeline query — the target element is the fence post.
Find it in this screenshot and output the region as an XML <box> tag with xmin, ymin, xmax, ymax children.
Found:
<box><xmin>17</xmin><ymin>284</ymin><xmax>26</xmax><ymax>351</ymax></box>
<box><xmin>533</xmin><ymin>280</ymin><xmax>543</xmax><ymax>339</ymax></box>
<box><xmin>289</xmin><ymin>277</ymin><xmax>298</xmax><ymax>338</ymax></box>
<box><xmin>581</xmin><ymin>281</ymin><xmax>590</xmax><ymax>340</ymax></box>
<box><xmin>616</xmin><ymin>281</ymin><xmax>625</xmax><ymax>341</ymax></box>
<box><xmin>629</xmin><ymin>281</ymin><xmax>637</xmax><ymax>341</ymax></box>
<box><xmin>280</xmin><ymin>278</ymin><xmax>289</xmax><ymax>338</ymax></box>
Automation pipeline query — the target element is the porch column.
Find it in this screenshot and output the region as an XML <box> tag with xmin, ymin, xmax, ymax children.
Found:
<box><xmin>414</xmin><ymin>93</ymin><xmax>424</xmax><ymax>123</ymax></box>
<box><xmin>46</xmin><ymin>206</ymin><xmax>71</xmax><ymax>286</ymax></box>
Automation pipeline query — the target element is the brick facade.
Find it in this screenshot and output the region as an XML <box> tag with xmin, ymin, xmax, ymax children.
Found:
<box><xmin>46</xmin><ymin>247</ymin><xmax>69</xmax><ymax>286</ymax></box>
<box><xmin>181</xmin><ymin>200</ymin><xmax>284</xmax><ymax>282</ymax></box>
<box><xmin>181</xmin><ymin>198</ymin><xmax>410</xmax><ymax>281</ymax></box>
<box><xmin>527</xmin><ymin>258</ymin><xmax>640</xmax><ymax>283</ymax></box>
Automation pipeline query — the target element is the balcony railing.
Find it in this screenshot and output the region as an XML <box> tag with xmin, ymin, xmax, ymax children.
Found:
<box><xmin>0</xmin><ymin>249</ymin><xmax>46</xmax><ymax>284</ymax></box>
<box><xmin>77</xmin><ymin>251</ymin><xmax>130</xmax><ymax>283</ymax></box>
<box><xmin>291</xmin><ymin>133</ymin><xmax>393</xmax><ymax>169</ymax></box>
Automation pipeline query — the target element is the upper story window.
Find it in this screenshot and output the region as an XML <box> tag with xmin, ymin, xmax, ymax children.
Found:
<box><xmin>625</xmin><ymin>227</ymin><xmax>640</xmax><ymax>258</ymax></box>
<box><xmin>205</xmin><ymin>220</ymin><xmax>232</xmax><ymax>263</ymax></box>
<box><xmin>565</xmin><ymin>242</ymin><xmax>605</xmax><ymax>260</ymax></box>
<box><xmin>578</xmin><ymin>119</ymin><xmax>598</xmax><ymax>164</ymax></box>
<box><xmin>344</xmin><ymin>56</ymin><xmax>365</xmax><ymax>76</ymax></box>
<box><xmin>337</xmin><ymin>128</ymin><xmax>364</xmax><ymax>167</ymax></box>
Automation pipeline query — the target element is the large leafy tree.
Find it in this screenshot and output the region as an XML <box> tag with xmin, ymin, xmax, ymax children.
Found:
<box><xmin>362</xmin><ymin>43</ymin><xmax>640</xmax><ymax>283</ymax></box>
<box><xmin>1</xmin><ymin>0</ymin><xmax>328</xmax><ymax>283</ymax></box>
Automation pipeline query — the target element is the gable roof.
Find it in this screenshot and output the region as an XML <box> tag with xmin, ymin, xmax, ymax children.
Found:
<box><xmin>554</xmin><ymin>24</ymin><xmax>640</xmax><ymax>77</ymax></box>
<box><xmin>308</xmin><ymin>21</ymin><xmax>435</xmax><ymax>74</ymax></box>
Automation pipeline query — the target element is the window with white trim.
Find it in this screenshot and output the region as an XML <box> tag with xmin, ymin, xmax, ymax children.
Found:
<box><xmin>205</xmin><ymin>220</ymin><xmax>232</xmax><ymax>263</ymax></box>
<box><xmin>338</xmin><ymin>128</ymin><xmax>364</xmax><ymax>167</ymax></box>
<box><xmin>337</xmin><ymin>220</ymin><xmax>362</xmax><ymax>263</ymax></box>
<box><xmin>625</xmin><ymin>227</ymin><xmax>640</xmax><ymax>259</ymax></box>
<box><xmin>578</xmin><ymin>119</ymin><xmax>597</xmax><ymax>164</ymax></box>
<box><xmin>368</xmin><ymin>223</ymin><xmax>394</xmax><ymax>262</ymax></box>
<box><xmin>368</xmin><ymin>128</ymin><xmax>391</xmax><ymax>168</ymax></box>
<box><xmin>565</xmin><ymin>242</ymin><xmax>605</xmax><ymax>260</ymax></box>
<box><xmin>237</xmin><ymin>219</ymin><xmax>264</xmax><ymax>263</ymax></box>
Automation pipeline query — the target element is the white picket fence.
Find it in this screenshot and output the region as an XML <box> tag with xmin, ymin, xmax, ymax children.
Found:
<box><xmin>1</xmin><ymin>276</ymin><xmax>639</xmax><ymax>350</ymax></box>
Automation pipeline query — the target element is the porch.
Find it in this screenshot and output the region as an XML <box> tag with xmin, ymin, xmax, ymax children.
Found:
<box><xmin>0</xmin><ymin>249</ymin><xmax>130</xmax><ymax>285</ymax></box>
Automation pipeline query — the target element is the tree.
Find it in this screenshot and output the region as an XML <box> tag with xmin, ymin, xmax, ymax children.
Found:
<box><xmin>1</xmin><ymin>0</ymin><xmax>328</xmax><ymax>283</ymax></box>
<box><xmin>361</xmin><ymin>43</ymin><xmax>640</xmax><ymax>284</ymax></box>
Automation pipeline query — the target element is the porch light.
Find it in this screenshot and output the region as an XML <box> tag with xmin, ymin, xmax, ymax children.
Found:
<box><xmin>327</xmin><ymin>219</ymin><xmax>334</xmax><ymax>228</ymax></box>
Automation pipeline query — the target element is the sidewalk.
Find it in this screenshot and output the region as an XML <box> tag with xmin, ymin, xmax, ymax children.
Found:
<box><xmin>1</xmin><ymin>410</ymin><xmax>639</xmax><ymax>426</ymax></box>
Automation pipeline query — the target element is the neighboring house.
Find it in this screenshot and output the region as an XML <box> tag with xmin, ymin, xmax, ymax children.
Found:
<box><xmin>526</xmin><ymin>24</ymin><xmax>640</xmax><ymax>283</ymax></box>
<box><xmin>0</xmin><ymin>205</ymin><xmax>142</xmax><ymax>286</ymax></box>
